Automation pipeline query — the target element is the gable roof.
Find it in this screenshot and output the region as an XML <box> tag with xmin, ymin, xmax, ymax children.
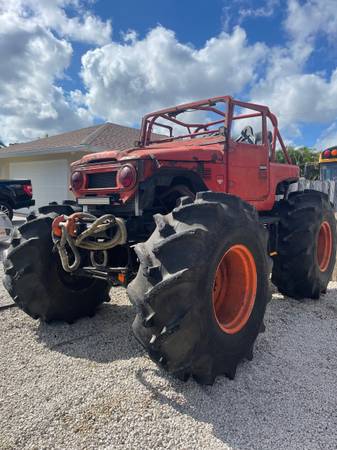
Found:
<box><xmin>0</xmin><ymin>122</ymin><xmax>159</xmax><ymax>158</ymax></box>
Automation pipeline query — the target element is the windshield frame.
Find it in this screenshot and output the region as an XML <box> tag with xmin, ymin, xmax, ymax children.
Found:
<box><xmin>139</xmin><ymin>96</ymin><xmax>230</xmax><ymax>147</ymax></box>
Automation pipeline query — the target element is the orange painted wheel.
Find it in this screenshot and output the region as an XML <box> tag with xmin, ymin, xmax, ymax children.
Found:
<box><xmin>213</xmin><ymin>244</ymin><xmax>257</xmax><ymax>334</ymax></box>
<box><xmin>317</xmin><ymin>221</ymin><xmax>332</xmax><ymax>272</ymax></box>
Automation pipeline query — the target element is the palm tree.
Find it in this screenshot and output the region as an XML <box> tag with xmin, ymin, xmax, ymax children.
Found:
<box><xmin>276</xmin><ymin>146</ymin><xmax>319</xmax><ymax>179</ymax></box>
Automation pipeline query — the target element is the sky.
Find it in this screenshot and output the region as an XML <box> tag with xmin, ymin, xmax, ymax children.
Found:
<box><xmin>2</xmin><ymin>0</ymin><xmax>337</xmax><ymax>150</ymax></box>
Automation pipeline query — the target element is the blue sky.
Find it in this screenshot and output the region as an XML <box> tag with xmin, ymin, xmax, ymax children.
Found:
<box><xmin>2</xmin><ymin>0</ymin><xmax>337</xmax><ymax>150</ymax></box>
<box><xmin>63</xmin><ymin>1</ymin><xmax>287</xmax><ymax>89</ymax></box>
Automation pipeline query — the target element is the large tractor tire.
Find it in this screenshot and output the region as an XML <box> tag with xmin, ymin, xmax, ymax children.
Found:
<box><xmin>3</xmin><ymin>214</ymin><xmax>110</xmax><ymax>323</ymax></box>
<box><xmin>272</xmin><ymin>190</ymin><xmax>336</xmax><ymax>299</ymax></box>
<box><xmin>127</xmin><ymin>192</ymin><xmax>271</xmax><ymax>385</ymax></box>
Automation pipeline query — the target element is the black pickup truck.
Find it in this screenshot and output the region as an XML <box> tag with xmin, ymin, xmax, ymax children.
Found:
<box><xmin>0</xmin><ymin>179</ymin><xmax>35</xmax><ymax>219</ymax></box>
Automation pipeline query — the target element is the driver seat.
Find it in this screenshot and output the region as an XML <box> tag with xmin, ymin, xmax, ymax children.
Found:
<box><xmin>255</xmin><ymin>130</ymin><xmax>272</xmax><ymax>146</ymax></box>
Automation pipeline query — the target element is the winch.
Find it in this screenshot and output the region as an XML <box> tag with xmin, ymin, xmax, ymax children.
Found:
<box><xmin>51</xmin><ymin>212</ymin><xmax>127</xmax><ymax>273</ymax></box>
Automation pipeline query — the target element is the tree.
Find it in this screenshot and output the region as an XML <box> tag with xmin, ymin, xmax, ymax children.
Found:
<box><xmin>276</xmin><ymin>146</ymin><xmax>319</xmax><ymax>180</ymax></box>
<box><xmin>0</xmin><ymin>140</ymin><xmax>5</xmax><ymax>148</ymax></box>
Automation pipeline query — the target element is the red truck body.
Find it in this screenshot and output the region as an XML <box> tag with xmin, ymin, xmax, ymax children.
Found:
<box><xmin>70</xmin><ymin>96</ymin><xmax>299</xmax><ymax>213</ymax></box>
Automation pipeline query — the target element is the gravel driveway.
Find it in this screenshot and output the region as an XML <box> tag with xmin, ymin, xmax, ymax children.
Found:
<box><xmin>1</xmin><ymin>266</ymin><xmax>337</xmax><ymax>450</ymax></box>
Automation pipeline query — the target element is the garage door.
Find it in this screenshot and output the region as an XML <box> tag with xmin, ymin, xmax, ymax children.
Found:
<box><xmin>9</xmin><ymin>159</ymin><xmax>71</xmax><ymax>208</ymax></box>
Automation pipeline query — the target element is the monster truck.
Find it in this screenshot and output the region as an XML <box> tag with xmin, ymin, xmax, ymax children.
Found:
<box><xmin>3</xmin><ymin>96</ymin><xmax>336</xmax><ymax>384</ymax></box>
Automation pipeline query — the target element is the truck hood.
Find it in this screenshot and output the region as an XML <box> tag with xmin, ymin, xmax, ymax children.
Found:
<box><xmin>73</xmin><ymin>136</ymin><xmax>225</xmax><ymax>167</ymax></box>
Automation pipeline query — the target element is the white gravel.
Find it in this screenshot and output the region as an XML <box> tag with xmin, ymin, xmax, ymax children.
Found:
<box><xmin>1</xmin><ymin>267</ymin><xmax>337</xmax><ymax>450</ymax></box>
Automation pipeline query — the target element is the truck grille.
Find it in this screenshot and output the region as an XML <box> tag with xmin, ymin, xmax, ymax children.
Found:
<box><xmin>87</xmin><ymin>172</ymin><xmax>117</xmax><ymax>189</ymax></box>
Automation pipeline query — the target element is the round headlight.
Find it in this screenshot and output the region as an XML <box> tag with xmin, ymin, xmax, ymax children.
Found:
<box><xmin>71</xmin><ymin>171</ymin><xmax>84</xmax><ymax>191</ymax></box>
<box><xmin>117</xmin><ymin>165</ymin><xmax>137</xmax><ymax>188</ymax></box>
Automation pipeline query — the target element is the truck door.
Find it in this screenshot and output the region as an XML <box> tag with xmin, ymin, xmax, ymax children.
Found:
<box><xmin>227</xmin><ymin>113</ymin><xmax>269</xmax><ymax>201</ymax></box>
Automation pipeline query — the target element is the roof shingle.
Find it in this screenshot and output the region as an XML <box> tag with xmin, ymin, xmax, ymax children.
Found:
<box><xmin>0</xmin><ymin>123</ymin><xmax>153</xmax><ymax>156</ymax></box>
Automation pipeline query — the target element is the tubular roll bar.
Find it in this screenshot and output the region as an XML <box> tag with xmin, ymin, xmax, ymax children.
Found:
<box><xmin>139</xmin><ymin>96</ymin><xmax>292</xmax><ymax>164</ymax></box>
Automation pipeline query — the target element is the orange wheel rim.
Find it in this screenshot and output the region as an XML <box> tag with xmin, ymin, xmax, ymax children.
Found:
<box><xmin>317</xmin><ymin>221</ymin><xmax>332</xmax><ymax>272</ymax></box>
<box><xmin>212</xmin><ymin>244</ymin><xmax>257</xmax><ymax>334</ymax></box>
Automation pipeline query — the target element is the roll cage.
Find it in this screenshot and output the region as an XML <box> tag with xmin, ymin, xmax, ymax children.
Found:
<box><xmin>139</xmin><ymin>96</ymin><xmax>291</xmax><ymax>164</ymax></box>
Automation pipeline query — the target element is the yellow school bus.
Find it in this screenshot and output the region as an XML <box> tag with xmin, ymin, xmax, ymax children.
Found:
<box><xmin>319</xmin><ymin>147</ymin><xmax>337</xmax><ymax>181</ymax></box>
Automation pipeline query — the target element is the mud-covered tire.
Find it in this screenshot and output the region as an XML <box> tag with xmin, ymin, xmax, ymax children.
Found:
<box><xmin>127</xmin><ymin>192</ymin><xmax>271</xmax><ymax>385</ymax></box>
<box><xmin>3</xmin><ymin>214</ymin><xmax>110</xmax><ymax>323</ymax></box>
<box><xmin>272</xmin><ymin>190</ymin><xmax>336</xmax><ymax>299</ymax></box>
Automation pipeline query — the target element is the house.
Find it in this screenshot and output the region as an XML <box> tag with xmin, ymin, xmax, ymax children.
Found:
<box><xmin>0</xmin><ymin>123</ymin><xmax>150</xmax><ymax>208</ymax></box>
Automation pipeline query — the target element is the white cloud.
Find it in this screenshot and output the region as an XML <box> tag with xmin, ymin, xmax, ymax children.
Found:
<box><xmin>239</xmin><ymin>0</ymin><xmax>280</xmax><ymax>20</ymax></box>
<box><xmin>0</xmin><ymin>0</ymin><xmax>112</xmax><ymax>46</ymax></box>
<box><xmin>0</xmin><ymin>4</ymin><xmax>93</xmax><ymax>144</ymax></box>
<box><xmin>252</xmin><ymin>64</ymin><xmax>337</xmax><ymax>128</ymax></box>
<box><xmin>77</xmin><ymin>26</ymin><xmax>267</xmax><ymax>125</ymax></box>
<box><xmin>3</xmin><ymin>0</ymin><xmax>337</xmax><ymax>147</ymax></box>
<box><xmin>75</xmin><ymin>1</ymin><xmax>337</xmax><ymax>144</ymax></box>
<box><xmin>315</xmin><ymin>122</ymin><xmax>337</xmax><ymax>151</ymax></box>
<box><xmin>249</xmin><ymin>0</ymin><xmax>337</xmax><ymax>140</ymax></box>
<box><xmin>285</xmin><ymin>0</ymin><xmax>337</xmax><ymax>44</ymax></box>
<box><xmin>222</xmin><ymin>0</ymin><xmax>279</xmax><ymax>31</ymax></box>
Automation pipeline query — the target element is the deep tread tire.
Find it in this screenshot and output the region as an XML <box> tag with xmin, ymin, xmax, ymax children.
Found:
<box><xmin>127</xmin><ymin>192</ymin><xmax>271</xmax><ymax>385</ymax></box>
<box><xmin>3</xmin><ymin>213</ymin><xmax>110</xmax><ymax>323</ymax></box>
<box><xmin>272</xmin><ymin>190</ymin><xmax>336</xmax><ymax>299</ymax></box>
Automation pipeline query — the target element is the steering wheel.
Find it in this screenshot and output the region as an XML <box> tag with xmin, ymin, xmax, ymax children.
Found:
<box><xmin>236</xmin><ymin>126</ymin><xmax>255</xmax><ymax>144</ymax></box>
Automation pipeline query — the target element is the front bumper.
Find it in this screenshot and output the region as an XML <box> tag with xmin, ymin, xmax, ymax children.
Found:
<box><xmin>14</xmin><ymin>199</ymin><xmax>35</xmax><ymax>209</ymax></box>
